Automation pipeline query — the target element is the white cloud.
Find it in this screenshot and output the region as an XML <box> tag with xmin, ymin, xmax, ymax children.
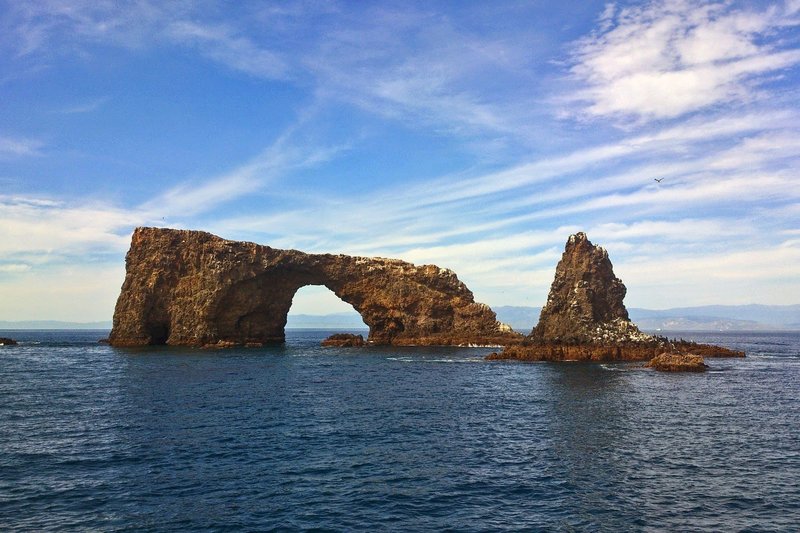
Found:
<box><xmin>0</xmin><ymin>196</ymin><xmax>139</xmax><ymax>258</ymax></box>
<box><xmin>57</xmin><ymin>96</ymin><xmax>109</xmax><ymax>114</ymax></box>
<box><xmin>0</xmin><ymin>135</ymin><xmax>43</xmax><ymax>157</ymax></box>
<box><xmin>0</xmin><ymin>263</ymin><xmax>31</xmax><ymax>273</ymax></box>
<box><xmin>566</xmin><ymin>0</ymin><xmax>800</xmax><ymax>123</ymax></box>
<box><xmin>0</xmin><ymin>262</ymin><xmax>124</xmax><ymax>321</ymax></box>
<box><xmin>618</xmin><ymin>241</ymin><xmax>800</xmax><ymax>308</ymax></box>
<box><xmin>166</xmin><ymin>20</ymin><xmax>289</xmax><ymax>79</ymax></box>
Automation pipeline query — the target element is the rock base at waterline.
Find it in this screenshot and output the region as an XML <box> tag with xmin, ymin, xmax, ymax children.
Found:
<box><xmin>486</xmin><ymin>339</ymin><xmax>744</xmax><ymax>362</ymax></box>
<box><xmin>321</xmin><ymin>333</ymin><xmax>366</xmax><ymax>347</ymax></box>
<box><xmin>647</xmin><ymin>352</ymin><xmax>709</xmax><ymax>372</ymax></box>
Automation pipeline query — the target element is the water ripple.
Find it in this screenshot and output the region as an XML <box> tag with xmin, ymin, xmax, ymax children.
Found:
<box><xmin>0</xmin><ymin>330</ymin><xmax>798</xmax><ymax>530</ymax></box>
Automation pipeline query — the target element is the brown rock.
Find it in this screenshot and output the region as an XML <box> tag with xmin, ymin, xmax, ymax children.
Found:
<box><xmin>321</xmin><ymin>333</ymin><xmax>365</xmax><ymax>347</ymax></box>
<box><xmin>489</xmin><ymin>232</ymin><xmax>745</xmax><ymax>362</ymax></box>
<box><xmin>531</xmin><ymin>232</ymin><xmax>649</xmax><ymax>344</ymax></box>
<box><xmin>0</xmin><ymin>337</ymin><xmax>18</xmax><ymax>346</ymax></box>
<box><xmin>109</xmin><ymin>228</ymin><xmax>522</xmax><ymax>348</ymax></box>
<box><xmin>647</xmin><ymin>353</ymin><xmax>708</xmax><ymax>372</ymax></box>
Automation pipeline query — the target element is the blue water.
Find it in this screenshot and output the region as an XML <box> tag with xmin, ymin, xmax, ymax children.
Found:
<box><xmin>1</xmin><ymin>329</ymin><xmax>799</xmax><ymax>531</ymax></box>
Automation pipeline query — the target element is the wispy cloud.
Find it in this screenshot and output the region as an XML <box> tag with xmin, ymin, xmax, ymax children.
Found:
<box><xmin>0</xmin><ymin>263</ymin><xmax>31</xmax><ymax>273</ymax></box>
<box><xmin>165</xmin><ymin>20</ymin><xmax>289</xmax><ymax>79</ymax></box>
<box><xmin>0</xmin><ymin>135</ymin><xmax>43</xmax><ymax>157</ymax></box>
<box><xmin>57</xmin><ymin>96</ymin><xmax>109</xmax><ymax>114</ymax></box>
<box><xmin>564</xmin><ymin>0</ymin><xmax>800</xmax><ymax>123</ymax></box>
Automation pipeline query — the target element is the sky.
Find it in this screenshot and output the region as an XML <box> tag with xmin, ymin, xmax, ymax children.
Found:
<box><xmin>1</xmin><ymin>0</ymin><xmax>799</xmax><ymax>322</ymax></box>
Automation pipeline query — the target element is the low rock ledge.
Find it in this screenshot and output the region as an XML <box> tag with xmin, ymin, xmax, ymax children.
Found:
<box><xmin>321</xmin><ymin>333</ymin><xmax>366</xmax><ymax>347</ymax></box>
<box><xmin>647</xmin><ymin>352</ymin><xmax>708</xmax><ymax>372</ymax></box>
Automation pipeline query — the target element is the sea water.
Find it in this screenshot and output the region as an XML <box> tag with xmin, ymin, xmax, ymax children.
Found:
<box><xmin>1</xmin><ymin>329</ymin><xmax>798</xmax><ymax>531</ymax></box>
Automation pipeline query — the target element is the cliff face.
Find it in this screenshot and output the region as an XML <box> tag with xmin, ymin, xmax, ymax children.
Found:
<box><xmin>488</xmin><ymin>232</ymin><xmax>744</xmax><ymax>362</ymax></box>
<box><xmin>109</xmin><ymin>228</ymin><xmax>520</xmax><ymax>347</ymax></box>
<box><xmin>531</xmin><ymin>232</ymin><xmax>651</xmax><ymax>344</ymax></box>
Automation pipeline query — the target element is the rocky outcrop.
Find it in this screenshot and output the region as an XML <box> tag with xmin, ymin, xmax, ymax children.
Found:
<box><xmin>488</xmin><ymin>232</ymin><xmax>744</xmax><ymax>362</ymax></box>
<box><xmin>109</xmin><ymin>228</ymin><xmax>521</xmax><ymax>348</ymax></box>
<box><xmin>0</xmin><ymin>337</ymin><xmax>18</xmax><ymax>346</ymax></box>
<box><xmin>647</xmin><ymin>353</ymin><xmax>708</xmax><ymax>372</ymax></box>
<box><xmin>321</xmin><ymin>333</ymin><xmax>365</xmax><ymax>347</ymax></box>
<box><xmin>531</xmin><ymin>232</ymin><xmax>649</xmax><ymax>344</ymax></box>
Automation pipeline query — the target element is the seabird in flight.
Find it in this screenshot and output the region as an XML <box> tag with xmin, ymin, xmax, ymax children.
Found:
<box><xmin>653</xmin><ymin>177</ymin><xmax>664</xmax><ymax>183</ymax></box>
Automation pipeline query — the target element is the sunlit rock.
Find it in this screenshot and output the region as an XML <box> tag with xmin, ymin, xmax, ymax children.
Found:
<box><xmin>109</xmin><ymin>228</ymin><xmax>522</xmax><ymax>348</ymax></box>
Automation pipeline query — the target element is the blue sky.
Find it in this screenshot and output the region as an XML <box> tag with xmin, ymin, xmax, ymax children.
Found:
<box><xmin>1</xmin><ymin>0</ymin><xmax>799</xmax><ymax>321</ymax></box>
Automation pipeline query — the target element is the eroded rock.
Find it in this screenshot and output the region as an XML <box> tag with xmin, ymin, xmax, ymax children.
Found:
<box><xmin>109</xmin><ymin>228</ymin><xmax>522</xmax><ymax>348</ymax></box>
<box><xmin>489</xmin><ymin>232</ymin><xmax>744</xmax><ymax>362</ymax></box>
<box><xmin>647</xmin><ymin>353</ymin><xmax>708</xmax><ymax>372</ymax></box>
<box><xmin>321</xmin><ymin>333</ymin><xmax>365</xmax><ymax>347</ymax></box>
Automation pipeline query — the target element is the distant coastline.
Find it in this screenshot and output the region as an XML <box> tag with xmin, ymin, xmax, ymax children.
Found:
<box><xmin>3</xmin><ymin>304</ymin><xmax>798</xmax><ymax>331</ymax></box>
<box><xmin>0</xmin><ymin>320</ymin><xmax>112</xmax><ymax>330</ymax></box>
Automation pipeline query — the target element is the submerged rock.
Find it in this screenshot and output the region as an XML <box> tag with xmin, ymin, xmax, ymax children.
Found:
<box><xmin>489</xmin><ymin>232</ymin><xmax>744</xmax><ymax>362</ymax></box>
<box><xmin>321</xmin><ymin>333</ymin><xmax>365</xmax><ymax>347</ymax></box>
<box><xmin>0</xmin><ymin>337</ymin><xmax>18</xmax><ymax>346</ymax></box>
<box><xmin>647</xmin><ymin>353</ymin><xmax>708</xmax><ymax>372</ymax></box>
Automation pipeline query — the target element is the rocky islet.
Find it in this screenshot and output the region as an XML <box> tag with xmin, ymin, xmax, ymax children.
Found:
<box><xmin>108</xmin><ymin>227</ymin><xmax>743</xmax><ymax>363</ymax></box>
<box><xmin>487</xmin><ymin>232</ymin><xmax>744</xmax><ymax>363</ymax></box>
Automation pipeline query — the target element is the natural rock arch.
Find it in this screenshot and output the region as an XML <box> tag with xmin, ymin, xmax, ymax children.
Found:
<box><xmin>109</xmin><ymin>228</ymin><xmax>519</xmax><ymax>347</ymax></box>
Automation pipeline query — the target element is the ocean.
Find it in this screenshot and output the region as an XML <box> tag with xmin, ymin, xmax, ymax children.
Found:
<box><xmin>1</xmin><ymin>329</ymin><xmax>798</xmax><ymax>531</ymax></box>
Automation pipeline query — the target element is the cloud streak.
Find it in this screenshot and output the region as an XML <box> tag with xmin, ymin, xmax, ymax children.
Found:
<box><xmin>0</xmin><ymin>135</ymin><xmax>43</xmax><ymax>157</ymax></box>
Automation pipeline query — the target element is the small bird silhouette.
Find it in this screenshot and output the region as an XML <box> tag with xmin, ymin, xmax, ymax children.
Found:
<box><xmin>654</xmin><ymin>177</ymin><xmax>664</xmax><ymax>183</ymax></box>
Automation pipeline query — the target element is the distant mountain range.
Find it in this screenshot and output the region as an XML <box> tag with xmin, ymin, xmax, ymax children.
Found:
<box><xmin>493</xmin><ymin>304</ymin><xmax>800</xmax><ymax>332</ymax></box>
<box><xmin>288</xmin><ymin>304</ymin><xmax>800</xmax><ymax>332</ymax></box>
<box><xmin>2</xmin><ymin>304</ymin><xmax>798</xmax><ymax>331</ymax></box>
<box><xmin>0</xmin><ymin>320</ymin><xmax>113</xmax><ymax>330</ymax></box>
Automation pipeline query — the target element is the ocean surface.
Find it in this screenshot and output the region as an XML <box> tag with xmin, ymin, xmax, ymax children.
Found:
<box><xmin>1</xmin><ymin>329</ymin><xmax>798</xmax><ymax>531</ymax></box>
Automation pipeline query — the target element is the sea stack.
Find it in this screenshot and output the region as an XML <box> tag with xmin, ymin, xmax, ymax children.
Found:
<box><xmin>488</xmin><ymin>232</ymin><xmax>744</xmax><ymax>362</ymax></box>
<box><xmin>531</xmin><ymin>232</ymin><xmax>651</xmax><ymax>344</ymax></box>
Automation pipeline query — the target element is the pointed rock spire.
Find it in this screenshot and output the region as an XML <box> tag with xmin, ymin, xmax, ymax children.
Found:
<box><xmin>531</xmin><ymin>232</ymin><xmax>649</xmax><ymax>343</ymax></box>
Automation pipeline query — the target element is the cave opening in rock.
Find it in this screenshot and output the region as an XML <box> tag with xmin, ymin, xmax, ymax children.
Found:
<box><xmin>146</xmin><ymin>321</ymin><xmax>170</xmax><ymax>345</ymax></box>
<box><xmin>286</xmin><ymin>285</ymin><xmax>368</xmax><ymax>332</ymax></box>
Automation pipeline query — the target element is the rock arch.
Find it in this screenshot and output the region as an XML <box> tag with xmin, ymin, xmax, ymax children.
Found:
<box><xmin>109</xmin><ymin>228</ymin><xmax>519</xmax><ymax>347</ymax></box>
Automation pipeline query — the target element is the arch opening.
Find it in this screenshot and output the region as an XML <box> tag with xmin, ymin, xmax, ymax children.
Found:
<box><xmin>286</xmin><ymin>284</ymin><xmax>368</xmax><ymax>333</ymax></box>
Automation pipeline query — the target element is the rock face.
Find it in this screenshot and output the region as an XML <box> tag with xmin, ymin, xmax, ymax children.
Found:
<box><xmin>109</xmin><ymin>228</ymin><xmax>520</xmax><ymax>348</ymax></box>
<box><xmin>488</xmin><ymin>232</ymin><xmax>744</xmax><ymax>362</ymax></box>
<box><xmin>321</xmin><ymin>333</ymin><xmax>365</xmax><ymax>347</ymax></box>
<box><xmin>531</xmin><ymin>232</ymin><xmax>650</xmax><ymax>344</ymax></box>
<box><xmin>647</xmin><ymin>353</ymin><xmax>708</xmax><ymax>372</ymax></box>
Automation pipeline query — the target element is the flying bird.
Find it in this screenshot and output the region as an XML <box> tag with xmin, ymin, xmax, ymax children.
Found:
<box><xmin>653</xmin><ymin>178</ymin><xmax>664</xmax><ymax>183</ymax></box>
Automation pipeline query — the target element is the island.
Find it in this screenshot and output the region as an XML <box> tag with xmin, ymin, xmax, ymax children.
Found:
<box><xmin>487</xmin><ymin>232</ymin><xmax>744</xmax><ymax>364</ymax></box>
<box><xmin>108</xmin><ymin>228</ymin><xmax>521</xmax><ymax>348</ymax></box>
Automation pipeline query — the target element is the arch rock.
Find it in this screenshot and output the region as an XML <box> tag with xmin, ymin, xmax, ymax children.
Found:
<box><xmin>109</xmin><ymin>228</ymin><xmax>521</xmax><ymax>347</ymax></box>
